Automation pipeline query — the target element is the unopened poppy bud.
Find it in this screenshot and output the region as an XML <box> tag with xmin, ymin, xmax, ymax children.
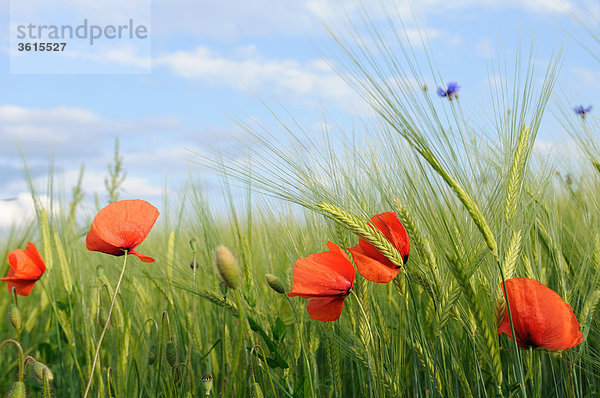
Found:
<box><xmin>30</xmin><ymin>359</ymin><xmax>53</xmax><ymax>383</ymax></box>
<box><xmin>148</xmin><ymin>344</ymin><xmax>158</xmax><ymax>365</ymax></box>
<box><xmin>265</xmin><ymin>274</ymin><xmax>285</xmax><ymax>294</ymax></box>
<box><xmin>250</xmin><ymin>382</ymin><xmax>264</xmax><ymax>398</ymax></box>
<box><xmin>214</xmin><ymin>246</ymin><xmax>241</xmax><ymax>289</ymax></box>
<box><xmin>8</xmin><ymin>303</ymin><xmax>21</xmax><ymax>330</ymax></box>
<box><xmin>166</xmin><ymin>340</ymin><xmax>177</xmax><ymax>367</ymax></box>
<box><xmin>98</xmin><ymin>307</ymin><xmax>109</xmax><ymax>328</ymax></box>
<box><xmin>96</xmin><ymin>264</ymin><xmax>105</xmax><ymax>278</ymax></box>
<box><xmin>202</xmin><ymin>374</ymin><xmax>213</xmax><ymax>396</ymax></box>
<box><xmin>7</xmin><ymin>381</ymin><xmax>26</xmax><ymax>398</ymax></box>
<box><xmin>219</xmin><ymin>281</ymin><xmax>228</xmax><ymax>297</ymax></box>
<box><xmin>190</xmin><ymin>237</ymin><xmax>200</xmax><ymax>253</ymax></box>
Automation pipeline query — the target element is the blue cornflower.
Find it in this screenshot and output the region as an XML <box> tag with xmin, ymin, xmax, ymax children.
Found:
<box><xmin>437</xmin><ymin>82</ymin><xmax>460</xmax><ymax>100</ymax></box>
<box><xmin>573</xmin><ymin>105</ymin><xmax>592</xmax><ymax>118</ymax></box>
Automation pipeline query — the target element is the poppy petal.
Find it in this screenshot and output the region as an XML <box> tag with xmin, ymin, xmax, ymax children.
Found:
<box><xmin>498</xmin><ymin>278</ymin><xmax>584</xmax><ymax>350</ymax></box>
<box><xmin>349</xmin><ymin>248</ymin><xmax>400</xmax><ymax>283</ymax></box>
<box><xmin>129</xmin><ymin>249</ymin><xmax>155</xmax><ymax>263</ymax></box>
<box><xmin>306</xmin><ymin>297</ymin><xmax>345</xmax><ymax>321</ymax></box>
<box><xmin>24</xmin><ymin>242</ymin><xmax>46</xmax><ymax>275</ymax></box>
<box><xmin>3</xmin><ymin>279</ymin><xmax>36</xmax><ymax>296</ymax></box>
<box><xmin>86</xmin><ymin>199</ymin><xmax>159</xmax><ymax>259</ymax></box>
<box><xmin>2</xmin><ymin>243</ymin><xmax>45</xmax><ymax>296</ymax></box>
<box><xmin>86</xmin><ymin>226</ymin><xmax>123</xmax><ymax>256</ymax></box>
<box><xmin>370</xmin><ymin>212</ymin><xmax>410</xmax><ymax>262</ymax></box>
<box><xmin>7</xmin><ymin>244</ymin><xmax>45</xmax><ymax>280</ymax></box>
<box><xmin>288</xmin><ymin>241</ymin><xmax>354</xmax><ymax>298</ymax></box>
<box><xmin>353</xmin><ymin>239</ymin><xmax>397</xmax><ymax>269</ymax></box>
<box><xmin>347</xmin><ymin>212</ymin><xmax>410</xmax><ymax>283</ymax></box>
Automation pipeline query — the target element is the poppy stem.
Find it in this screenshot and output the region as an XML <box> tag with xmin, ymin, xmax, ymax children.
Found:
<box><xmin>498</xmin><ymin>261</ymin><xmax>527</xmax><ymax>397</ymax></box>
<box><xmin>83</xmin><ymin>251</ymin><xmax>129</xmax><ymax>398</ymax></box>
<box><xmin>0</xmin><ymin>339</ymin><xmax>24</xmax><ymax>381</ymax></box>
<box><xmin>10</xmin><ymin>287</ymin><xmax>21</xmax><ymax>342</ymax></box>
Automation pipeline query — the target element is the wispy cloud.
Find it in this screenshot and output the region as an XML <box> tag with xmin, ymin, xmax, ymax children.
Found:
<box><xmin>570</xmin><ymin>66</ymin><xmax>600</xmax><ymax>90</ymax></box>
<box><xmin>0</xmin><ymin>105</ymin><xmax>181</xmax><ymax>158</ymax></box>
<box><xmin>154</xmin><ymin>46</ymin><xmax>355</xmax><ymax>101</ymax></box>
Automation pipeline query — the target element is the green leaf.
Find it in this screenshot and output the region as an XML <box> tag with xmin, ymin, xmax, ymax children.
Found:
<box><xmin>292</xmin><ymin>376</ymin><xmax>305</xmax><ymax>398</ymax></box>
<box><xmin>272</xmin><ymin>317</ymin><xmax>287</xmax><ymax>344</ymax></box>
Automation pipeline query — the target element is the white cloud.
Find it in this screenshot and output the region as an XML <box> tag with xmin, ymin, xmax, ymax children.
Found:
<box><xmin>534</xmin><ymin>138</ymin><xmax>580</xmax><ymax>159</ymax></box>
<box><xmin>154</xmin><ymin>46</ymin><xmax>355</xmax><ymax>101</ymax></box>
<box><xmin>0</xmin><ymin>192</ymin><xmax>53</xmax><ymax>229</ymax></box>
<box><xmin>4</xmin><ymin>168</ymin><xmax>164</xmax><ymax>205</ymax></box>
<box><xmin>152</xmin><ymin>0</ymin><xmax>315</xmax><ymax>40</ymax></box>
<box><xmin>0</xmin><ymin>105</ymin><xmax>181</xmax><ymax>157</ymax></box>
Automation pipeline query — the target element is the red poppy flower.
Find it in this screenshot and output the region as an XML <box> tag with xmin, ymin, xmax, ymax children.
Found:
<box><xmin>86</xmin><ymin>199</ymin><xmax>159</xmax><ymax>263</ymax></box>
<box><xmin>288</xmin><ymin>241</ymin><xmax>355</xmax><ymax>321</ymax></box>
<box><xmin>348</xmin><ymin>212</ymin><xmax>410</xmax><ymax>283</ymax></box>
<box><xmin>498</xmin><ymin>278</ymin><xmax>584</xmax><ymax>350</ymax></box>
<box><xmin>1</xmin><ymin>242</ymin><xmax>46</xmax><ymax>296</ymax></box>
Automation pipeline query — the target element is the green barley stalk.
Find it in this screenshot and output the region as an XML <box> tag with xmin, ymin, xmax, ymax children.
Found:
<box><xmin>505</xmin><ymin>126</ymin><xmax>531</xmax><ymax>225</ymax></box>
<box><xmin>448</xmin><ymin>256</ymin><xmax>503</xmax><ymax>390</ymax></box>
<box><xmin>503</xmin><ymin>230</ymin><xmax>523</xmax><ymax>280</ymax></box>
<box><xmin>393</xmin><ymin>198</ymin><xmax>437</xmax><ymax>269</ymax></box>
<box><xmin>435</xmin><ymin>285</ymin><xmax>461</xmax><ymax>335</ymax></box>
<box><xmin>413</xmin><ymin>341</ymin><xmax>442</xmax><ymax>395</ymax></box>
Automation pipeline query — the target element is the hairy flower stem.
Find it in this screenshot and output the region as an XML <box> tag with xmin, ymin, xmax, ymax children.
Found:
<box><xmin>83</xmin><ymin>252</ymin><xmax>129</xmax><ymax>398</ymax></box>
<box><xmin>498</xmin><ymin>261</ymin><xmax>527</xmax><ymax>397</ymax></box>
<box><xmin>0</xmin><ymin>339</ymin><xmax>24</xmax><ymax>381</ymax></box>
<box><xmin>285</xmin><ymin>295</ymin><xmax>316</xmax><ymax>397</ymax></box>
<box><xmin>43</xmin><ymin>372</ymin><xmax>52</xmax><ymax>398</ymax></box>
<box><xmin>10</xmin><ymin>288</ymin><xmax>21</xmax><ymax>342</ymax></box>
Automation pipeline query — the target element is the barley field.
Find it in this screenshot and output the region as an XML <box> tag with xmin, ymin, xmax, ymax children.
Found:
<box><xmin>2</xmin><ymin>4</ymin><xmax>600</xmax><ymax>398</ymax></box>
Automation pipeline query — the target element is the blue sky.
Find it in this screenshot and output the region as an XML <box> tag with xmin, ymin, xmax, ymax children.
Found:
<box><xmin>0</xmin><ymin>0</ymin><xmax>599</xmax><ymax>227</ymax></box>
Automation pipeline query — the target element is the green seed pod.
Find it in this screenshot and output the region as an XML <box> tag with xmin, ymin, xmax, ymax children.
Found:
<box><xmin>96</xmin><ymin>264</ymin><xmax>105</xmax><ymax>278</ymax></box>
<box><xmin>148</xmin><ymin>344</ymin><xmax>158</xmax><ymax>365</ymax></box>
<box><xmin>190</xmin><ymin>237</ymin><xmax>200</xmax><ymax>254</ymax></box>
<box><xmin>265</xmin><ymin>274</ymin><xmax>285</xmax><ymax>294</ymax></box>
<box><xmin>8</xmin><ymin>303</ymin><xmax>21</xmax><ymax>330</ymax></box>
<box><xmin>202</xmin><ymin>374</ymin><xmax>213</xmax><ymax>396</ymax></box>
<box><xmin>166</xmin><ymin>340</ymin><xmax>177</xmax><ymax>367</ymax></box>
<box><xmin>31</xmin><ymin>359</ymin><xmax>54</xmax><ymax>383</ymax></box>
<box><xmin>250</xmin><ymin>382</ymin><xmax>264</xmax><ymax>398</ymax></box>
<box><xmin>7</xmin><ymin>381</ymin><xmax>26</xmax><ymax>398</ymax></box>
<box><xmin>98</xmin><ymin>307</ymin><xmax>109</xmax><ymax>328</ymax></box>
<box><xmin>214</xmin><ymin>246</ymin><xmax>241</xmax><ymax>289</ymax></box>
